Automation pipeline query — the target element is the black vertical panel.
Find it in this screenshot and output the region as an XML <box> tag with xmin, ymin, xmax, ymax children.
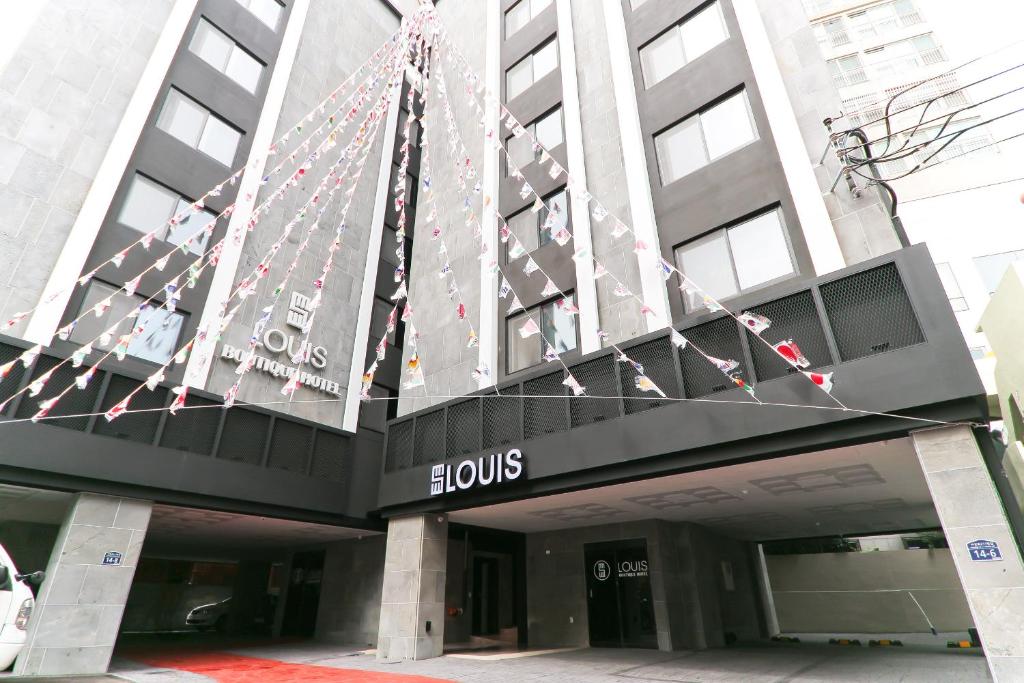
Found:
<box><xmin>0</xmin><ymin>344</ymin><xmax>27</xmax><ymax>414</ymax></box>
<box><xmin>446</xmin><ymin>399</ymin><xmax>480</xmax><ymax>458</ymax></box>
<box><xmin>267</xmin><ymin>419</ymin><xmax>313</xmax><ymax>473</ymax></box>
<box><xmin>820</xmin><ymin>263</ymin><xmax>925</xmax><ymax>361</ymax></box>
<box><xmin>94</xmin><ymin>375</ymin><xmax>167</xmax><ymax>444</ymax></box>
<box><xmin>482</xmin><ymin>391</ymin><xmax>522</xmax><ymax>448</ymax></box>
<box><xmin>745</xmin><ymin>291</ymin><xmax>833</xmax><ymax>381</ymax></box>
<box><xmin>524</xmin><ymin>371</ymin><xmax>567</xmax><ymax>439</ymax></box>
<box><xmin>217</xmin><ymin>409</ymin><xmax>270</xmax><ymax>465</ymax></box>
<box><xmin>385</xmin><ymin>419</ymin><xmax>415</xmax><ymax>472</ymax></box>
<box><xmin>159</xmin><ymin>393</ymin><xmax>221</xmax><ymax>455</ymax></box>
<box><xmin>310</xmin><ymin>430</ymin><xmax>348</xmax><ymax>482</ymax></box>
<box><xmin>14</xmin><ymin>356</ymin><xmax>103</xmax><ymax>431</ymax></box>
<box><xmin>569</xmin><ymin>356</ymin><xmax>620</xmax><ymax>427</ymax></box>
<box><xmin>620</xmin><ymin>337</ymin><xmax>679</xmax><ymax>414</ymax></box>
<box><xmin>413</xmin><ymin>410</ymin><xmax>445</xmax><ymax>466</ymax></box>
<box><xmin>679</xmin><ymin>317</ymin><xmax>748</xmax><ymax>398</ymax></box>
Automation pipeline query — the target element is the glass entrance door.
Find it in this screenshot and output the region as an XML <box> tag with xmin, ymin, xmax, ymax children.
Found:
<box><xmin>583</xmin><ymin>539</ymin><xmax>657</xmax><ymax>648</ymax></box>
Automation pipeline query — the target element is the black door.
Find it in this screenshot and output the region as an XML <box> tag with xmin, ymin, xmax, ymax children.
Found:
<box><xmin>584</xmin><ymin>539</ymin><xmax>657</xmax><ymax>649</ymax></box>
<box><xmin>471</xmin><ymin>556</ymin><xmax>499</xmax><ymax>635</ymax></box>
<box><xmin>281</xmin><ymin>550</ymin><xmax>324</xmax><ymax>637</ymax></box>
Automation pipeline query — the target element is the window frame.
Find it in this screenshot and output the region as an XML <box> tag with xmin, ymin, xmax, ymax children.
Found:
<box><xmin>505</xmin><ymin>292</ymin><xmax>579</xmax><ymax>374</ymax></box>
<box><xmin>117</xmin><ymin>172</ymin><xmax>215</xmax><ymax>255</ymax></box>
<box><xmin>654</xmin><ymin>88</ymin><xmax>758</xmax><ymax>186</ymax></box>
<box><xmin>505</xmin><ymin>38</ymin><xmax>559</xmax><ymax>100</ymax></box>
<box><xmin>156</xmin><ymin>88</ymin><xmax>244</xmax><ymax>167</ymax></box>
<box><xmin>505</xmin><ymin>105</ymin><xmax>564</xmax><ymax>176</ymax></box>
<box><xmin>504</xmin><ymin>0</ymin><xmax>553</xmax><ymax>39</ymax></box>
<box><xmin>233</xmin><ymin>0</ymin><xmax>284</xmax><ymax>31</ymax></box>
<box><xmin>189</xmin><ymin>17</ymin><xmax>265</xmax><ymax>94</ymax></box>
<box><xmin>638</xmin><ymin>1</ymin><xmax>729</xmax><ymax>89</ymax></box>
<box><xmin>673</xmin><ymin>206</ymin><xmax>797</xmax><ymax>313</ymax></box>
<box><xmin>503</xmin><ymin>185</ymin><xmax>571</xmax><ymax>262</ymax></box>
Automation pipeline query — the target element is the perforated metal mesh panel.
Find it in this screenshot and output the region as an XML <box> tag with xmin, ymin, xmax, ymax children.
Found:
<box><xmin>0</xmin><ymin>344</ymin><xmax>26</xmax><ymax>414</ymax></box>
<box><xmin>569</xmin><ymin>356</ymin><xmax>619</xmax><ymax>427</ymax></box>
<box><xmin>15</xmin><ymin>356</ymin><xmax>102</xmax><ymax>431</ymax></box>
<box><xmin>679</xmin><ymin>317</ymin><xmax>748</xmax><ymax>398</ymax></box>
<box><xmin>385</xmin><ymin>419</ymin><xmax>414</xmax><ymax>472</ymax></box>
<box><xmin>93</xmin><ymin>375</ymin><xmax>166</xmax><ymax>444</ymax></box>
<box><xmin>267</xmin><ymin>419</ymin><xmax>312</xmax><ymax>474</ymax></box>
<box><xmin>446</xmin><ymin>399</ymin><xmax>480</xmax><ymax>458</ymax></box>
<box><xmin>310</xmin><ymin>430</ymin><xmax>348</xmax><ymax>482</ymax></box>
<box><xmin>820</xmin><ymin>263</ymin><xmax>925</xmax><ymax>361</ymax></box>
<box><xmin>413</xmin><ymin>409</ymin><xmax>445</xmax><ymax>466</ymax></box>
<box><xmin>524</xmin><ymin>371</ymin><xmax>567</xmax><ymax>439</ymax></box>
<box><xmin>746</xmin><ymin>291</ymin><xmax>833</xmax><ymax>381</ymax></box>
<box><xmin>217</xmin><ymin>409</ymin><xmax>270</xmax><ymax>465</ymax></box>
<box><xmin>621</xmin><ymin>338</ymin><xmax>680</xmax><ymax>414</ymax></box>
<box><xmin>159</xmin><ymin>394</ymin><xmax>220</xmax><ymax>455</ymax></box>
<box><xmin>482</xmin><ymin>390</ymin><xmax>521</xmax><ymax>449</ymax></box>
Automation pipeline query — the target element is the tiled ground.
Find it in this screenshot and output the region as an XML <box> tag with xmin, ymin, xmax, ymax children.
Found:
<box><xmin>103</xmin><ymin>638</ymin><xmax>991</xmax><ymax>683</ymax></box>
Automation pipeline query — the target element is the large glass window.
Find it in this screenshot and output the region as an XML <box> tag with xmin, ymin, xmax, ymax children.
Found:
<box><xmin>190</xmin><ymin>18</ymin><xmax>264</xmax><ymax>93</ymax></box>
<box><xmin>974</xmin><ymin>250</ymin><xmax>1024</xmax><ymax>294</ymax></box>
<box><xmin>505</xmin><ymin>187</ymin><xmax>569</xmax><ymax>260</ymax></box>
<box><xmin>157</xmin><ymin>89</ymin><xmax>242</xmax><ymax>166</ymax></box>
<box><xmin>506</xmin><ymin>107</ymin><xmax>563</xmax><ymax>174</ymax></box>
<box><xmin>505</xmin><ymin>39</ymin><xmax>558</xmax><ymax>100</ymax></box>
<box><xmin>935</xmin><ymin>263</ymin><xmax>968</xmax><ymax>312</ymax></box>
<box><xmin>654</xmin><ymin>90</ymin><xmax>756</xmax><ymax>185</ymax></box>
<box><xmin>674</xmin><ymin>208</ymin><xmax>794</xmax><ymax>311</ymax></box>
<box><xmin>506</xmin><ymin>294</ymin><xmax>577</xmax><ymax>373</ymax></box>
<box><xmin>118</xmin><ymin>174</ymin><xmax>215</xmax><ymax>255</ymax></box>
<box><xmin>639</xmin><ymin>2</ymin><xmax>728</xmax><ymax>88</ymax></box>
<box><xmin>505</xmin><ymin>0</ymin><xmax>553</xmax><ymax>38</ymax></box>
<box><xmin>233</xmin><ymin>0</ymin><xmax>284</xmax><ymax>31</ymax></box>
<box><xmin>70</xmin><ymin>281</ymin><xmax>186</xmax><ymax>365</ymax></box>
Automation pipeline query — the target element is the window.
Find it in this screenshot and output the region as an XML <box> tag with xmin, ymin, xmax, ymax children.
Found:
<box><xmin>157</xmin><ymin>89</ymin><xmax>243</xmax><ymax>166</ymax></box>
<box><xmin>969</xmin><ymin>346</ymin><xmax>987</xmax><ymax>361</ymax></box>
<box><xmin>506</xmin><ymin>39</ymin><xmax>558</xmax><ymax>100</ymax></box>
<box><xmin>70</xmin><ymin>281</ymin><xmax>186</xmax><ymax>365</ymax></box>
<box><xmin>233</xmin><ymin>0</ymin><xmax>284</xmax><ymax>31</ymax></box>
<box><xmin>506</xmin><ymin>107</ymin><xmax>563</xmax><ymax>174</ymax></box>
<box><xmin>974</xmin><ymin>250</ymin><xmax>1024</xmax><ymax>294</ymax></box>
<box><xmin>935</xmin><ymin>262</ymin><xmax>968</xmax><ymax>312</ymax></box>
<box><xmin>640</xmin><ymin>2</ymin><xmax>729</xmax><ymax>88</ymax></box>
<box><xmin>359</xmin><ymin>383</ymin><xmax>397</xmax><ymax>432</ymax></box>
<box><xmin>118</xmin><ymin>174</ymin><xmax>215</xmax><ymax>255</ymax></box>
<box><xmin>674</xmin><ymin>208</ymin><xmax>795</xmax><ymax>311</ymax></box>
<box><xmin>827</xmin><ymin>54</ymin><xmax>866</xmax><ymax>87</ymax></box>
<box><xmin>505</xmin><ymin>187</ymin><xmax>569</xmax><ymax>258</ymax></box>
<box><xmin>630</xmin><ymin>0</ymin><xmax>650</xmax><ymax>8</ymax></box>
<box><xmin>505</xmin><ymin>0</ymin><xmax>553</xmax><ymax>38</ymax></box>
<box><xmin>369</xmin><ymin>296</ymin><xmax>402</xmax><ymax>348</ymax></box>
<box><xmin>654</xmin><ymin>90</ymin><xmax>756</xmax><ymax>185</ymax></box>
<box><xmin>507</xmin><ymin>295</ymin><xmax>577</xmax><ymax>373</ymax></box>
<box><xmin>190</xmin><ymin>18</ymin><xmax>264</xmax><ymax>93</ymax></box>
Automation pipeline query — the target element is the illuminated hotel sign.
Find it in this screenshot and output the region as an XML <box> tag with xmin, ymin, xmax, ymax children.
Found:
<box><xmin>430</xmin><ymin>449</ymin><xmax>524</xmax><ymax>496</ymax></box>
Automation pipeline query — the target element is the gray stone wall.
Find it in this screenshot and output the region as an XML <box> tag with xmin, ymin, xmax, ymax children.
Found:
<box><xmin>206</xmin><ymin>0</ymin><xmax>401</xmax><ymax>426</ymax></box>
<box><xmin>316</xmin><ymin>534</ymin><xmax>386</xmax><ymax>646</ymax></box>
<box><xmin>16</xmin><ymin>493</ymin><xmax>152</xmax><ymax>676</ymax></box>
<box><xmin>570</xmin><ymin>0</ymin><xmax>646</xmax><ymax>346</ymax></box>
<box><xmin>757</xmin><ymin>0</ymin><xmax>902</xmax><ymax>264</ymax></box>
<box><xmin>396</xmin><ymin>0</ymin><xmax>488</xmax><ymax>415</ymax></box>
<box><xmin>0</xmin><ymin>0</ymin><xmax>172</xmax><ymax>329</ymax></box>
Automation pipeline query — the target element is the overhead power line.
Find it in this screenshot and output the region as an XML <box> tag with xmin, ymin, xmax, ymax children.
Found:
<box><xmin>901</xmin><ymin>175</ymin><xmax>1024</xmax><ymax>204</ymax></box>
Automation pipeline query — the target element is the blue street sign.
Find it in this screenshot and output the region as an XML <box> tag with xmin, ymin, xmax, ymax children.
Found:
<box><xmin>967</xmin><ymin>539</ymin><xmax>1002</xmax><ymax>562</ymax></box>
<box><xmin>102</xmin><ymin>551</ymin><xmax>123</xmax><ymax>566</ymax></box>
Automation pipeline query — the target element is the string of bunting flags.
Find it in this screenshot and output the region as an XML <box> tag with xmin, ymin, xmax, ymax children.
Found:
<box><xmin>0</xmin><ymin>33</ymin><xmax>404</xmax><ymax>422</ymax></box>
<box><xmin>434</xmin><ymin>23</ymin><xmax>840</xmax><ymax>404</ymax></box>
<box><xmin>0</xmin><ymin>35</ymin><xmax>402</xmax><ymax>338</ymax></box>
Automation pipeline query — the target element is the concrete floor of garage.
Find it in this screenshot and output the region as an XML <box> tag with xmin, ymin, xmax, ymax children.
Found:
<box><xmin>92</xmin><ymin>634</ymin><xmax>991</xmax><ymax>683</ymax></box>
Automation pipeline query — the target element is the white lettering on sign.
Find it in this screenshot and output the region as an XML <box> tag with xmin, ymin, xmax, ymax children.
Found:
<box><xmin>616</xmin><ymin>559</ymin><xmax>649</xmax><ymax>578</ymax></box>
<box><xmin>220</xmin><ymin>344</ymin><xmax>342</xmax><ymax>396</ymax></box>
<box><xmin>429</xmin><ymin>450</ymin><xmax>524</xmax><ymax>496</ymax></box>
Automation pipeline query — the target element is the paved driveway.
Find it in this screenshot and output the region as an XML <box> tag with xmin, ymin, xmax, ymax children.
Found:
<box><xmin>107</xmin><ymin>638</ymin><xmax>990</xmax><ymax>683</ymax></box>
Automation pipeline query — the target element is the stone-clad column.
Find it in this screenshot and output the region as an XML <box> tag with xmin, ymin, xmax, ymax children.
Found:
<box><xmin>376</xmin><ymin>513</ymin><xmax>447</xmax><ymax>661</ymax></box>
<box><xmin>15</xmin><ymin>493</ymin><xmax>152</xmax><ymax>676</ymax></box>
<box><xmin>911</xmin><ymin>425</ymin><xmax>1024</xmax><ymax>682</ymax></box>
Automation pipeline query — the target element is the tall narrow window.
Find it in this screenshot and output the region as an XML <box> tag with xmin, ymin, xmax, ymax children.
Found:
<box><xmin>233</xmin><ymin>0</ymin><xmax>284</xmax><ymax>31</ymax></box>
<box><xmin>506</xmin><ymin>107</ymin><xmax>563</xmax><ymax>174</ymax></box>
<box><xmin>935</xmin><ymin>263</ymin><xmax>968</xmax><ymax>312</ymax></box>
<box><xmin>505</xmin><ymin>0</ymin><xmax>553</xmax><ymax>38</ymax></box>
<box><xmin>190</xmin><ymin>18</ymin><xmax>264</xmax><ymax>93</ymax></box>
<box><xmin>654</xmin><ymin>90</ymin><xmax>757</xmax><ymax>185</ymax></box>
<box><xmin>157</xmin><ymin>89</ymin><xmax>243</xmax><ymax>166</ymax></box>
<box><xmin>506</xmin><ymin>295</ymin><xmax>577</xmax><ymax>372</ymax></box>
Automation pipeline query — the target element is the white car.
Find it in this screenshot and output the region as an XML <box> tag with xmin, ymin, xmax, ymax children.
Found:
<box><xmin>185</xmin><ymin>597</ymin><xmax>231</xmax><ymax>631</ymax></box>
<box><xmin>0</xmin><ymin>544</ymin><xmax>38</xmax><ymax>671</ymax></box>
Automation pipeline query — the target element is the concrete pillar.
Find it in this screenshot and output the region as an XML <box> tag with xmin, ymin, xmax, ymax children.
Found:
<box><xmin>911</xmin><ymin>425</ymin><xmax>1024</xmax><ymax>681</ymax></box>
<box><xmin>15</xmin><ymin>493</ymin><xmax>152</xmax><ymax>676</ymax></box>
<box><xmin>376</xmin><ymin>513</ymin><xmax>447</xmax><ymax>661</ymax></box>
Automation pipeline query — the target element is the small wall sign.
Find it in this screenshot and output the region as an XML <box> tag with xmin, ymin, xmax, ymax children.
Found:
<box><xmin>102</xmin><ymin>551</ymin><xmax>123</xmax><ymax>566</ymax></box>
<box><xmin>967</xmin><ymin>539</ymin><xmax>1002</xmax><ymax>562</ymax></box>
<box><xmin>593</xmin><ymin>560</ymin><xmax>611</xmax><ymax>581</ymax></box>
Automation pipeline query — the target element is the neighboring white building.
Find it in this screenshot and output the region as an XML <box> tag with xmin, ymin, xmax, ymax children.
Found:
<box><xmin>803</xmin><ymin>0</ymin><xmax>1024</xmax><ymax>392</ymax></box>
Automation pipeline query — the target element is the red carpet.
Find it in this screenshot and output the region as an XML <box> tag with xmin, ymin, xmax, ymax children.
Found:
<box><xmin>126</xmin><ymin>650</ymin><xmax>454</xmax><ymax>683</ymax></box>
